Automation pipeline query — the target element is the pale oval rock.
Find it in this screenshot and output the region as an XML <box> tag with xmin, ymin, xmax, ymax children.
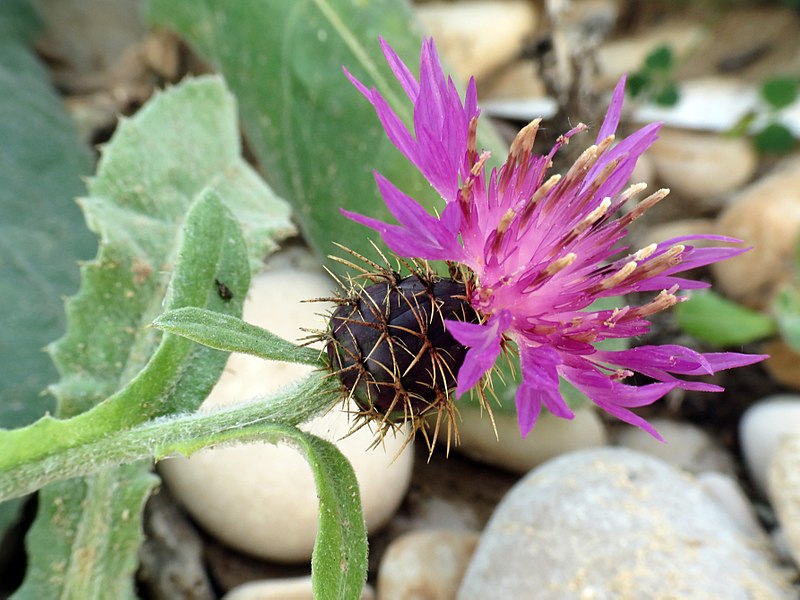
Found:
<box><xmin>223</xmin><ymin>576</ymin><xmax>375</xmax><ymax>600</ymax></box>
<box><xmin>769</xmin><ymin>436</ymin><xmax>800</xmax><ymax>568</ymax></box>
<box><xmin>455</xmin><ymin>405</ymin><xmax>608</xmax><ymax>474</ymax></box>
<box><xmin>160</xmin><ymin>253</ymin><xmax>414</xmax><ymax>562</ymax></box>
<box><xmin>649</xmin><ymin>127</ymin><xmax>757</xmax><ymax>207</ymax></box>
<box><xmin>377</xmin><ymin>530</ymin><xmax>479</xmax><ymax>600</ymax></box>
<box><xmin>696</xmin><ymin>472</ymin><xmax>764</xmax><ymax>539</ymax></box>
<box><xmin>740</xmin><ymin>395</ymin><xmax>800</xmax><ymax>496</ymax></box>
<box><xmin>458</xmin><ymin>448</ymin><xmax>793</xmax><ymax>599</ymax></box>
<box><xmin>713</xmin><ymin>156</ymin><xmax>800</xmax><ymax>307</ymax></box>
<box><xmin>614</xmin><ymin>417</ymin><xmax>735</xmax><ymax>476</ymax></box>
<box><xmin>416</xmin><ymin>0</ymin><xmax>537</xmax><ymax>83</ymax></box>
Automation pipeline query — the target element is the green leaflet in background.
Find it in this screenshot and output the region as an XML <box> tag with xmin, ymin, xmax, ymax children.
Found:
<box><xmin>0</xmin><ymin>0</ymin><xmax>95</xmax><ymax>430</ymax></box>
<box><xmin>14</xmin><ymin>78</ymin><xmax>294</xmax><ymax>599</ymax></box>
<box><xmin>147</xmin><ymin>0</ymin><xmax>508</xmax><ymax>275</ymax></box>
<box><xmin>675</xmin><ymin>289</ymin><xmax>776</xmax><ymax>346</ymax></box>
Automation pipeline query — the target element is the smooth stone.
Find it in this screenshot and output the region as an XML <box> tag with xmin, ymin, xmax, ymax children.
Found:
<box><xmin>377</xmin><ymin>530</ymin><xmax>479</xmax><ymax>600</ymax></box>
<box><xmin>224</xmin><ymin>576</ymin><xmax>374</xmax><ymax>600</ymax></box>
<box><xmin>458</xmin><ymin>448</ymin><xmax>794</xmax><ymax>599</ymax></box>
<box><xmin>614</xmin><ymin>417</ymin><xmax>735</xmax><ymax>476</ymax></box>
<box><xmin>713</xmin><ymin>156</ymin><xmax>800</xmax><ymax>307</ymax></box>
<box><xmin>416</xmin><ymin>1</ymin><xmax>538</xmax><ymax>83</ymax></box>
<box><xmin>455</xmin><ymin>405</ymin><xmax>608</xmax><ymax>474</ymax></box>
<box><xmin>696</xmin><ymin>472</ymin><xmax>764</xmax><ymax>539</ymax></box>
<box><xmin>480</xmin><ymin>59</ymin><xmax>547</xmax><ymax>101</ymax></box>
<box><xmin>160</xmin><ymin>252</ymin><xmax>414</xmax><ymax>562</ymax></box>
<box><xmin>649</xmin><ymin>127</ymin><xmax>757</xmax><ymax>207</ymax></box>
<box><xmin>740</xmin><ymin>396</ymin><xmax>800</xmax><ymax>495</ymax></box>
<box><xmin>769</xmin><ymin>436</ymin><xmax>800</xmax><ymax>567</ymax></box>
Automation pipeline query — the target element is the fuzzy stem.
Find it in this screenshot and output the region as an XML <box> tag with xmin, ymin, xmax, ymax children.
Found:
<box><xmin>0</xmin><ymin>371</ymin><xmax>341</xmax><ymax>502</ymax></box>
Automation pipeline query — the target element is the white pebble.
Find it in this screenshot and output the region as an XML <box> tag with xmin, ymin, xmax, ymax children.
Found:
<box><xmin>377</xmin><ymin>530</ymin><xmax>479</xmax><ymax>600</ymax></box>
<box><xmin>416</xmin><ymin>0</ymin><xmax>538</xmax><ymax>82</ymax></box>
<box><xmin>768</xmin><ymin>435</ymin><xmax>800</xmax><ymax>567</ymax></box>
<box><xmin>740</xmin><ymin>395</ymin><xmax>800</xmax><ymax>495</ymax></box>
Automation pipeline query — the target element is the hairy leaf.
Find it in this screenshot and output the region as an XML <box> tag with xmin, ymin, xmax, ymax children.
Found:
<box><xmin>152</xmin><ymin>307</ymin><xmax>323</xmax><ymax>367</ymax></box>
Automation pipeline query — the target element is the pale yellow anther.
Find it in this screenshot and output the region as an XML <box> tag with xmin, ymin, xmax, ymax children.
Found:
<box><xmin>620</xmin><ymin>182</ymin><xmax>648</xmax><ymax>203</ymax></box>
<box><xmin>496</xmin><ymin>208</ymin><xmax>516</xmax><ymax>235</ymax></box>
<box><xmin>471</xmin><ymin>151</ymin><xmax>490</xmax><ymax>176</ymax></box>
<box><xmin>632</xmin><ymin>243</ymin><xmax>658</xmax><ymax>262</ymax></box>
<box><xmin>597</xmin><ymin>134</ymin><xmax>616</xmax><ymax>153</ymax></box>
<box><xmin>579</xmin><ymin>197</ymin><xmax>612</xmax><ymax>229</ymax></box>
<box><xmin>544</xmin><ymin>252</ymin><xmax>577</xmax><ymax>277</ymax></box>
<box><xmin>510</xmin><ymin>118</ymin><xmax>542</xmax><ymax>158</ymax></box>
<box><xmin>600</xmin><ymin>260</ymin><xmax>637</xmax><ymax>290</ymax></box>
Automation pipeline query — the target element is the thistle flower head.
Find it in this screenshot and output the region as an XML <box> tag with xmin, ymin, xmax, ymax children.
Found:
<box><xmin>336</xmin><ymin>37</ymin><xmax>766</xmax><ymax>441</ymax></box>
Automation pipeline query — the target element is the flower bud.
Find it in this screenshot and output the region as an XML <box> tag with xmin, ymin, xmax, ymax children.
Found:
<box><xmin>327</xmin><ymin>275</ymin><xmax>478</xmax><ymax>421</ymax></box>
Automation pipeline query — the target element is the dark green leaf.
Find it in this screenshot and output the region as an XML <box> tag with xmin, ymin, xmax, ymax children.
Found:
<box><xmin>0</xmin><ymin>4</ymin><xmax>95</xmax><ymax>429</ymax></box>
<box><xmin>627</xmin><ymin>71</ymin><xmax>650</xmax><ymax>97</ymax></box>
<box><xmin>754</xmin><ymin>122</ymin><xmax>795</xmax><ymax>154</ymax></box>
<box><xmin>152</xmin><ymin>307</ymin><xmax>323</xmax><ymax>367</ymax></box>
<box><xmin>147</xmin><ymin>0</ymin><xmax>508</xmax><ymax>275</ymax></box>
<box><xmin>644</xmin><ymin>45</ymin><xmax>674</xmax><ymax>71</ymax></box>
<box><xmin>675</xmin><ymin>289</ymin><xmax>776</xmax><ymax>346</ymax></box>
<box><xmin>654</xmin><ymin>82</ymin><xmax>680</xmax><ymax>107</ymax></box>
<box><xmin>761</xmin><ymin>77</ymin><xmax>799</xmax><ymax>110</ymax></box>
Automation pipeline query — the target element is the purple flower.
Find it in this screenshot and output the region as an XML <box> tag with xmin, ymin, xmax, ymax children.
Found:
<box><xmin>342</xmin><ymin>38</ymin><xmax>766</xmax><ymax>441</ymax></box>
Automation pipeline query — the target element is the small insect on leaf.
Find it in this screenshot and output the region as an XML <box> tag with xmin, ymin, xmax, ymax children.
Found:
<box><xmin>214</xmin><ymin>278</ymin><xmax>234</xmax><ymax>301</ymax></box>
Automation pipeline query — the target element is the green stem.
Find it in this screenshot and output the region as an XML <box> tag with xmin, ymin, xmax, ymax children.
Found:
<box><xmin>0</xmin><ymin>371</ymin><xmax>341</xmax><ymax>502</ymax></box>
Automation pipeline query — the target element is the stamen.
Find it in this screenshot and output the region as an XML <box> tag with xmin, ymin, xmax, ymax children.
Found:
<box><xmin>632</xmin><ymin>243</ymin><xmax>658</xmax><ymax>262</ymax></box>
<box><xmin>598</xmin><ymin>260</ymin><xmax>637</xmax><ymax>290</ymax></box>
<box><xmin>509</xmin><ymin>118</ymin><xmax>541</xmax><ymax>163</ymax></box>
<box><xmin>518</xmin><ymin>174</ymin><xmax>561</xmax><ymax>224</ymax></box>
<box><xmin>620</xmin><ymin>188</ymin><xmax>670</xmax><ymax>224</ymax></box>
<box><xmin>467</xmin><ymin>116</ymin><xmax>479</xmax><ymax>165</ymax></box>
<box><xmin>575</xmin><ymin>197</ymin><xmax>612</xmax><ymax>235</ymax></box>
<box><xmin>544</xmin><ymin>252</ymin><xmax>578</xmax><ymax>277</ymax></box>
